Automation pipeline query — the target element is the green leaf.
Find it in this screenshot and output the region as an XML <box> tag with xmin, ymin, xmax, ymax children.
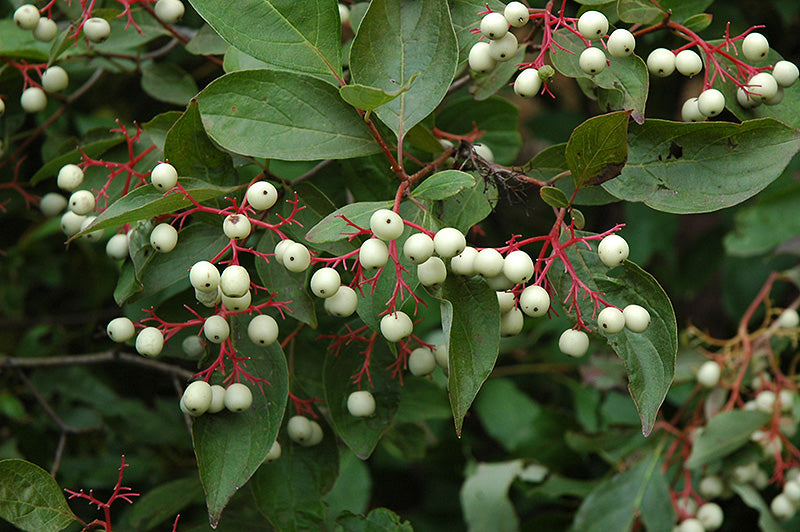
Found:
<box><xmin>550</xmin><ymin>32</ymin><xmax>649</xmax><ymax>123</ymax></box>
<box><xmin>438</xmin><ymin>172</ymin><xmax>497</xmax><ymax>232</ymax></box>
<box><xmin>616</xmin><ymin>0</ymin><xmax>662</xmax><ymax>24</ymax></box>
<box><xmin>411</xmin><ymin>170</ymin><xmax>475</xmax><ymax>200</ymax></box>
<box><xmin>143</xmin><ymin>111</ymin><xmax>183</xmax><ymax>154</ymax></box>
<box><xmin>128</xmin><ymin>477</ymin><xmax>203</xmax><ymax>531</ymax></box>
<box><xmin>335</xmin><ymin>508</ymin><xmax>414</xmax><ymax>532</ymax></box>
<box><xmin>306</xmin><ymin>201</ymin><xmax>392</xmax><ymax>244</ymax></box>
<box><xmin>540</xmin><ymin>186</ymin><xmax>570</xmax><ymax>209</ymax></box>
<box><xmin>81</xmin><ymin>178</ymin><xmax>237</xmax><ymax>234</ymax></box>
<box><xmin>186</xmin><ymin>24</ymin><xmax>230</xmax><ymax>56</ymax></box>
<box><xmin>0</xmin><ymin>459</ymin><xmax>78</xmax><ymax>532</ymax></box>
<box><xmin>251</xmin><ymin>413</ymin><xmax>339</xmax><ymax>531</ymax></box>
<box><xmin>284</xmin><ymin>183</ymin><xmax>359</xmax><ymax>257</ymax></box>
<box><xmin>349</xmin><ymin>0</ymin><xmax>458</xmax><ymax>139</ymax></box>
<box><xmin>724</xmin><ymin>184</ymin><xmax>800</xmax><ymax>257</ymax></box>
<box><xmin>323</xmin><ymin>338</ymin><xmax>402</xmax><ymax>459</ymax></box>
<box><xmin>164</xmin><ymin>100</ymin><xmax>236</xmax><ymax>186</ymax></box>
<box><xmin>188</xmin><ymin>0</ymin><xmax>343</xmax><ymax>80</ymax></box>
<box><xmin>255</xmin><ymin>231</ymin><xmax>317</xmax><ymax>328</ymax></box>
<box><xmin>141</xmin><ymin>62</ymin><xmax>199</xmax><ymax>106</ymax></box>
<box><xmin>730</xmin><ymin>483</ymin><xmax>787</xmax><ymax>532</ymax></box>
<box><xmin>686</xmin><ymin>410</ymin><xmax>770</xmax><ymax>469</ymax></box>
<box><xmin>436</xmin><ymin>96</ymin><xmax>522</xmax><ymax>165</ymax></box>
<box><xmin>339</xmin><ymin>73</ymin><xmax>419</xmax><ymax>113</ymax></box>
<box><xmin>193</xmin><ymin>316</ymin><xmax>289</xmax><ymax>527</ymax></box>
<box><xmin>602</xmin><ymin>119</ymin><xmax>800</xmax><ymax>214</ymax></box>
<box><xmin>324</xmin><ymin>450</ymin><xmax>372</xmax><ymax>526</ymax></box>
<box><xmin>472</xmin><ymin>46</ymin><xmax>526</xmax><ymax>101</ymax></box>
<box><xmin>30</xmin><ymin>131</ymin><xmax>126</xmax><ymax>185</ymax></box>
<box><xmin>547</xmin><ymin>234</ymin><xmax>677</xmax><ymax>436</ymax></box>
<box><xmin>565</xmin><ymin>111</ymin><xmax>630</xmax><ymax>189</ymax></box>
<box><xmin>440</xmin><ymin>276</ymin><xmax>500</xmax><ymax>436</ymax></box>
<box><xmin>0</xmin><ymin>20</ymin><xmax>51</xmax><ymax>61</ymax></box>
<box><xmin>460</xmin><ymin>460</ymin><xmax>524</xmax><ymax>532</ymax></box>
<box><xmin>682</xmin><ymin>13</ymin><xmax>713</xmax><ymax>32</ymax></box>
<box><xmin>572</xmin><ymin>452</ymin><xmax>675</xmax><ymax>532</ymax></box>
<box><xmin>222</xmin><ymin>46</ymin><xmax>270</xmax><ymax>72</ymax></box>
<box><xmin>195</xmin><ymin>70</ymin><xmax>379</xmax><ymax>160</ymax></box>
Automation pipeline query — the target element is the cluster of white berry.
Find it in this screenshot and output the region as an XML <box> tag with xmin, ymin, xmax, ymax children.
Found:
<box><xmin>672</xmin><ymin>499</ymin><xmax>725</xmax><ymax>532</ymax></box>
<box><xmin>285</xmin><ymin>415</ymin><xmax>324</xmax><ymax>447</ymax></box>
<box><xmin>179</xmin><ymin>380</ymin><xmax>253</xmax><ymax>417</ymax></box>
<box><xmin>468</xmin><ymin>2</ymin><xmax>529</xmax><ymax>75</ymax></box>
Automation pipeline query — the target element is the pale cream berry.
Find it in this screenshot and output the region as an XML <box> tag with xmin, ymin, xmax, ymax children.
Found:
<box><xmin>519</xmin><ymin>285</ymin><xmax>549</xmax><ymax>318</ymax></box>
<box><xmin>558</xmin><ymin>329</ymin><xmax>589</xmax><ymax>357</ymax></box>
<box><xmin>182</xmin><ymin>381</ymin><xmax>213</xmax><ymax>416</ymax></box>
<box><xmin>182</xmin><ymin>335</ymin><xmax>205</xmax><ymax>357</ymax></box>
<box><xmin>742</xmin><ymin>32</ymin><xmax>769</xmax><ymax>62</ymax></box>
<box><xmin>247</xmin><ymin>314</ymin><xmax>279</xmax><ymax>346</ymax></box>
<box><xmin>60</xmin><ymin>211</ymin><xmax>86</xmax><ymax>236</ymax></box>
<box><xmin>302</xmin><ymin>420</ymin><xmax>324</xmax><ymax>447</ymax></box>
<box><xmin>83</xmin><ymin>17</ymin><xmax>111</xmax><ymax>43</ymax></box>
<box><xmin>496</xmin><ymin>291</ymin><xmax>515</xmax><ymax>314</ymax></box>
<box><xmin>274</xmin><ymin>239</ymin><xmax>294</xmax><ymax>263</ymax></box>
<box><xmin>150</xmin><ymin>223</ymin><xmax>179</xmax><ymax>253</ymax></box>
<box><xmin>324</xmin><ymin>285</ymin><xmax>358</xmax><ymax>317</ymax></box>
<box><xmin>33</xmin><ymin>17</ymin><xmax>58</xmax><ymax>42</ymax></box>
<box><xmin>20</xmin><ymin>87</ymin><xmax>47</xmax><ymax>113</ymax></box>
<box><xmin>408</xmin><ymin>347</ymin><xmax>437</xmax><ymax>376</ymax></box>
<box><xmin>403</xmin><ymin>233</ymin><xmax>434</xmax><ymax>265</ymax></box>
<box><xmin>264</xmin><ymin>441</ymin><xmax>281</xmax><ymax>463</ymax></box>
<box><xmin>246</xmin><ymin>181</ymin><xmax>278</xmax><ymax>210</ymax></box>
<box><xmin>380</xmin><ymin>311</ymin><xmax>413</xmax><ymax>342</ymax></box>
<box><xmin>221</xmin><ymin>290</ymin><xmax>251</xmax><ymax>312</ymax></box>
<box><xmin>347</xmin><ymin>390</ymin><xmax>376</xmax><ymax>417</ymax></box>
<box><xmin>433</xmin><ymin>344</ymin><xmax>448</xmax><ymax>369</ymax></box>
<box><xmin>208</xmin><ymin>384</ymin><xmax>226</xmax><ymax>413</ymax></box>
<box><xmin>607</xmin><ymin>28</ymin><xmax>635</xmax><ymax>58</ymax></box>
<box><xmin>598</xmin><ymin>234</ymin><xmax>629</xmax><ymax>267</ymax></box>
<box><xmin>675</xmin><ymin>49</ymin><xmax>703</xmax><ymax>77</ymax></box>
<box><xmin>468</xmin><ymin>42</ymin><xmax>496</xmax><ymax>74</ymax></box>
<box><xmin>224</xmin><ymin>382</ymin><xmax>253</xmax><ymax>412</ymax></box>
<box><xmin>773</xmin><ymin>60</ymin><xmax>799</xmax><ymax>88</ymax></box>
<box><xmin>450</xmin><ymin>246</ymin><xmax>478</xmax><ymax>276</ymax></box>
<box><xmin>223</xmin><ymin>214</ymin><xmax>252</xmax><ymax>240</ymax></box>
<box><xmin>154</xmin><ymin>0</ymin><xmax>185</xmax><ymax>24</ymax></box>
<box><xmin>69</xmin><ymin>190</ymin><xmax>95</xmax><ymax>215</ymax></box>
<box><xmin>79</xmin><ymin>216</ymin><xmax>103</xmax><ymax>241</ymax></box>
<box><xmin>500</xmin><ymin>307</ymin><xmax>524</xmax><ymax>337</ymax></box>
<box><xmin>370</xmin><ymin>209</ymin><xmax>404</xmax><ymax>241</ymax></box>
<box><xmin>189</xmin><ymin>261</ymin><xmax>220</xmax><ymax>291</ymax></box>
<box><xmin>57</xmin><ymin>164</ymin><xmax>84</xmax><ymax>192</ymax></box>
<box><xmin>504</xmin><ymin>2</ymin><xmax>529</xmax><ymax>27</ymax></box>
<box><xmin>359</xmin><ymin>238</ymin><xmax>389</xmax><ymax>270</ymax></box>
<box><xmin>106</xmin><ymin>233</ymin><xmax>129</xmax><ymax>260</ymax></box>
<box><xmin>41</xmin><ymin>66</ymin><xmax>69</xmax><ymax>93</ymax></box>
<box><xmin>503</xmin><ymin>250</ymin><xmax>534</xmax><ymax>284</ymax></box>
<box><xmin>283</xmin><ymin>242</ymin><xmax>311</xmax><ymax>272</ymax></box>
<box><xmin>434</xmin><ymin>227</ymin><xmax>467</xmax><ymax>258</ymax></box>
<box><xmin>488</xmin><ymin>32</ymin><xmax>518</xmax><ymax>62</ymax></box>
<box><xmin>474</xmin><ymin>248</ymin><xmax>504</xmax><ymax>277</ymax></box>
<box><xmin>696</xmin><ymin>360</ymin><xmax>721</xmax><ymax>388</ymax></box>
<box><xmin>647</xmin><ymin>48</ymin><xmax>676</xmax><ymax>77</ymax></box>
<box><xmin>597</xmin><ymin>307</ymin><xmax>625</xmax><ymax>334</ymax></box>
<box><xmin>480</xmin><ymin>12</ymin><xmax>508</xmax><ymax>40</ymax></box>
<box><xmin>135</xmin><ymin>327</ymin><xmax>164</xmax><ymax>357</ymax></box>
<box><xmin>40</xmin><ymin>192</ymin><xmax>67</xmax><ymax>217</ymax></box>
<box><xmin>107</xmin><ymin>317</ymin><xmax>135</xmax><ymax>343</ymax></box>
<box><xmin>150</xmin><ymin>162</ymin><xmax>178</xmax><ymax>190</ymax></box>
<box><xmin>220</xmin><ymin>265</ymin><xmax>250</xmax><ymax>297</ymax></box>
<box><xmin>287</xmin><ymin>415</ymin><xmax>313</xmax><ymax>444</ymax></box>
<box><xmin>310</xmin><ymin>267</ymin><xmax>341</xmax><ymax>298</ymax></box>
<box><xmin>417</xmin><ymin>256</ymin><xmax>447</xmax><ymax>287</ymax></box>
<box><xmin>14</xmin><ymin>4</ymin><xmax>40</xmax><ymax>30</ymax></box>
<box><xmin>203</xmin><ymin>315</ymin><xmax>230</xmax><ymax>343</ymax></box>
<box><xmin>577</xmin><ymin>10</ymin><xmax>608</xmax><ymax>40</ymax></box>
<box><xmin>623</xmin><ymin>304</ymin><xmax>650</xmax><ymax>333</ymax></box>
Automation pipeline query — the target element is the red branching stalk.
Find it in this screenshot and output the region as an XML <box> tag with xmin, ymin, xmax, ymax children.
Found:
<box><xmin>0</xmin><ymin>158</ymin><xmax>40</xmax><ymax>213</ymax></box>
<box><xmin>1</xmin><ymin>58</ymin><xmax>47</xmax><ymax>89</ymax></box>
<box><xmin>288</xmin><ymin>392</ymin><xmax>323</xmax><ymax>418</ymax></box>
<box><xmin>65</xmin><ymin>455</ymin><xmax>139</xmax><ymax>532</ymax></box>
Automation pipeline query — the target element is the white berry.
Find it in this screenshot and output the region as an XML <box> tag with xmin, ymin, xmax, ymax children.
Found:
<box><xmin>107</xmin><ymin>317</ymin><xmax>135</xmax><ymax>342</ymax></box>
<box><xmin>380</xmin><ymin>311</ymin><xmax>413</xmax><ymax>342</ymax></box>
<box><xmin>274</xmin><ymin>239</ymin><xmax>294</xmax><ymax>263</ymax></box>
<box><xmin>417</xmin><ymin>256</ymin><xmax>447</xmax><ymax>287</ymax></box>
<box><xmin>182</xmin><ymin>381</ymin><xmax>212</xmax><ymax>416</ymax></box>
<box><xmin>598</xmin><ymin>234</ymin><xmax>629</xmax><ymax>267</ymax></box>
<box><xmin>106</xmin><ymin>233</ymin><xmax>129</xmax><ymax>260</ymax></box>
<box><xmin>698</xmin><ymin>475</ymin><xmax>724</xmax><ymax>499</ymax></box>
<box><xmin>480</xmin><ymin>12</ymin><xmax>508</xmax><ymax>40</ymax></box>
<box><xmin>135</xmin><ymin>327</ymin><xmax>164</xmax><ymax>357</ymax></box>
<box><xmin>450</xmin><ymin>246</ymin><xmax>477</xmax><ymax>275</ymax></box>
<box><xmin>80</xmin><ymin>216</ymin><xmax>103</xmax><ymax>242</ymax></box>
<box><xmin>223</xmin><ymin>291</ymin><xmax>251</xmax><ymax>313</ymax></box>
<box><xmin>57</xmin><ymin>164</ymin><xmax>84</xmax><ymax>191</ymax></box>
<box><xmin>771</xmin><ymin>493</ymin><xmax>796</xmax><ymax>520</ymax></box>
<box><xmin>0</xmin><ymin>98</ymin><xmax>4</xmax><ymax>117</ymax></box>
<box><xmin>474</xmin><ymin>248</ymin><xmax>504</xmax><ymax>277</ymax></box>
<box><xmin>513</xmin><ymin>68</ymin><xmax>541</xmax><ymax>98</ymax></box>
<box><xmin>488</xmin><ymin>32</ymin><xmax>518</xmax><ymax>62</ymax></box>
<box><xmin>203</xmin><ymin>315</ymin><xmax>230</xmax><ymax>343</ymax></box>
<box><xmin>623</xmin><ymin>304</ymin><xmax>650</xmax><ymax>333</ymax></box>
<box><xmin>68</xmin><ymin>190</ymin><xmax>95</xmax><ymax>215</ymax></box>
<box><xmin>190</xmin><ymin>261</ymin><xmax>220</xmax><ymax>291</ymax></box>
<box><xmin>324</xmin><ymin>285</ymin><xmax>358</xmax><ymax>317</ymax></box>
<box><xmin>778</xmin><ymin>308</ymin><xmax>800</xmax><ymax>328</ymax></box>
<box><xmin>747</xmin><ymin>72</ymin><xmax>779</xmax><ymax>102</ymax></box>
<box><xmin>20</xmin><ymin>87</ymin><xmax>47</xmax><ymax>113</ymax></box>
<box><xmin>287</xmin><ymin>415</ymin><xmax>313</xmax><ymax>444</ymax></box>
<box><xmin>408</xmin><ymin>347</ymin><xmax>436</xmax><ymax>376</ymax></box>
<box><xmin>14</xmin><ymin>4</ymin><xmax>40</xmax><ymax>30</ymax></box>
<box><xmin>784</xmin><ymin>480</ymin><xmax>800</xmax><ymax>503</ymax></box>
<box><xmin>577</xmin><ymin>11</ymin><xmax>608</xmax><ymax>40</ymax></box>
<box><xmin>347</xmin><ymin>390</ymin><xmax>376</xmax><ymax>417</ymax></box>
<box><xmin>224</xmin><ymin>383</ymin><xmax>253</xmax><ymax>412</ymax></box>
<box><xmin>773</xmin><ymin>60</ymin><xmax>799</xmax><ymax>88</ymax></box>
<box><xmin>370</xmin><ymin>209</ymin><xmax>404</xmax><ymax>241</ymax></box>
<box><xmin>433</xmin><ymin>228</ymin><xmax>466</xmax><ymax>258</ymax></box>
<box><xmin>83</xmin><ymin>17</ymin><xmax>111</xmax><ymax>43</ymax></box>
<box><xmin>433</xmin><ymin>344</ymin><xmax>448</xmax><ymax>369</ymax></box>
<box><xmin>151</xmin><ymin>162</ymin><xmax>178</xmax><ymax>190</ymax></box>
<box><xmin>154</xmin><ymin>0</ymin><xmax>185</xmax><ymax>24</ymax></box>
<box><xmin>597</xmin><ymin>307</ymin><xmax>625</xmax><ymax>334</ymax></box>
<box><xmin>182</xmin><ymin>335</ymin><xmax>205</xmax><ymax>357</ymax></box>
<box><xmin>756</xmin><ymin>390</ymin><xmax>776</xmax><ymax>412</ymax></box>
<box><xmin>246</xmin><ymin>181</ymin><xmax>278</xmax><ymax>210</ymax></box>
<box><xmin>40</xmin><ymin>192</ymin><xmax>67</xmax><ymax>217</ymax></box>
<box><xmin>41</xmin><ymin>66</ymin><xmax>69</xmax><ymax>93</ymax></box>
<box><xmin>195</xmin><ymin>287</ymin><xmax>220</xmax><ymax>307</ymax></box>
<box><xmin>473</xmin><ymin>143</ymin><xmax>494</xmax><ymax>162</ymax></box>
<box><xmin>248</xmin><ymin>314</ymin><xmax>279</xmax><ymax>345</ymax></box>
<box><xmin>559</xmin><ymin>329</ymin><xmax>589</xmax><ymax>357</ymax></box>
<box><xmin>150</xmin><ymin>223</ymin><xmax>178</xmax><ymax>253</ymax></box>
<box><xmin>33</xmin><ymin>17</ymin><xmax>58</xmax><ymax>42</ymax></box>
<box><xmin>579</xmin><ymin>47</ymin><xmax>607</xmax><ymax>75</ymax></box>
<box><xmin>497</xmin><ymin>291</ymin><xmax>515</xmax><ymax>314</ymax></box>
<box><xmin>742</xmin><ymin>32</ymin><xmax>769</xmax><ymax>62</ymax></box>
<box><xmin>682</xmin><ymin>97</ymin><xmax>706</xmax><ymax>122</ymax></box>
<box><xmin>220</xmin><ymin>265</ymin><xmax>250</xmax><ymax>297</ymax></box>
<box><xmin>737</xmin><ymin>86</ymin><xmax>760</xmax><ymax>109</ymax></box>
<box><xmin>697</xmin><ymin>88</ymin><xmax>725</xmax><ymax>117</ymax></box>
<box><xmin>60</xmin><ymin>211</ymin><xmax>86</xmax><ymax>236</ymax></box>
<box><xmin>675</xmin><ymin>49</ymin><xmax>703</xmax><ymax>77</ymax></box>
<box><xmin>679</xmin><ymin>518</ymin><xmax>705</xmax><ymax>532</ymax></box>
<box><xmin>504</xmin><ymin>2</ymin><xmax>529</xmax><ymax>27</ymax></box>
<box><xmin>647</xmin><ymin>48</ymin><xmax>676</xmax><ymax>77</ymax></box>
<box><xmin>303</xmin><ymin>420</ymin><xmax>324</xmax><ymax>446</ymax></box>
<box><xmin>264</xmin><ymin>440</ymin><xmax>281</xmax><ymax>462</ymax></box>
<box><xmin>310</xmin><ymin>267</ymin><xmax>341</xmax><ymax>298</ymax></box>
<box><xmin>696</xmin><ymin>360</ymin><xmax>721</xmax><ymax>388</ymax></box>
<box><xmin>503</xmin><ymin>250</ymin><xmax>534</xmax><ymax>284</ymax></box>
<box><xmin>500</xmin><ymin>307</ymin><xmax>524</xmax><ymax>337</ymax></box>
<box><xmin>208</xmin><ymin>384</ymin><xmax>226</xmax><ymax>413</ymax></box>
<box><xmin>468</xmin><ymin>42</ymin><xmax>496</xmax><ymax>74</ymax></box>
<box><xmin>359</xmin><ymin>238</ymin><xmax>389</xmax><ymax>270</ymax></box>
<box><xmin>223</xmin><ymin>214</ymin><xmax>252</xmax><ymax>240</ymax></box>
<box><xmin>403</xmin><ymin>233</ymin><xmax>434</xmax><ymax>265</ymax></box>
<box><xmin>520</xmin><ymin>285</ymin><xmax>550</xmax><ymax>317</ymax></box>
<box><xmin>607</xmin><ymin>28</ymin><xmax>635</xmax><ymax>58</ymax></box>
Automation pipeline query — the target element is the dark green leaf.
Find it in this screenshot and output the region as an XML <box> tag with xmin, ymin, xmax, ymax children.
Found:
<box><xmin>189</xmin><ymin>0</ymin><xmax>343</xmax><ymax>80</ymax></box>
<box><xmin>411</xmin><ymin>170</ymin><xmax>475</xmax><ymax>200</ymax></box>
<box><xmin>193</xmin><ymin>316</ymin><xmax>289</xmax><ymax>526</ymax></box>
<box><xmin>222</xmin><ymin>46</ymin><xmax>270</xmax><ymax>72</ymax></box>
<box><xmin>0</xmin><ymin>459</ymin><xmax>78</xmax><ymax>532</ymax></box>
<box><xmin>460</xmin><ymin>460</ymin><xmax>523</xmax><ymax>532</ymax></box>
<box><xmin>540</xmin><ymin>186</ymin><xmax>570</xmax><ymax>208</ymax></box>
<box><xmin>440</xmin><ymin>276</ymin><xmax>500</xmax><ymax>436</ymax></box>
<box><xmin>472</xmin><ymin>46</ymin><xmax>526</xmax><ymax>101</ymax></box>
<box><xmin>186</xmin><ymin>24</ymin><xmax>230</xmax><ymax>56</ymax></box>
<box><xmin>284</xmin><ymin>182</ymin><xmax>358</xmax><ymax>257</ymax></box>
<box><xmin>616</xmin><ymin>0</ymin><xmax>662</xmax><ymax>23</ymax></box>
<box><xmin>164</xmin><ymin>100</ymin><xmax>236</xmax><ymax>186</ymax></box>
<box><xmin>31</xmin><ymin>133</ymin><xmax>126</xmax><ymax>185</ymax></box>
<box><xmin>306</xmin><ymin>201</ymin><xmax>391</xmax><ymax>244</ymax></box>
<box><xmin>143</xmin><ymin>111</ymin><xmax>183</xmax><ymax>154</ymax></box>
<box><xmin>438</xmin><ymin>173</ymin><xmax>497</xmax><ymax>232</ymax></box>
<box><xmin>339</xmin><ymin>73</ymin><xmax>419</xmax><ymax>113</ymax></box>
<box><xmin>128</xmin><ymin>477</ymin><xmax>203</xmax><ymax>531</ymax></box>
<box><xmin>141</xmin><ymin>62</ymin><xmax>199</xmax><ymax>106</ymax></box>
<box><xmin>436</xmin><ymin>96</ymin><xmax>521</xmax><ymax>165</ymax></box>
<box><xmin>350</xmin><ymin>0</ymin><xmax>457</xmax><ymax>140</ymax></box>
<box><xmin>324</xmin><ymin>450</ymin><xmax>372</xmax><ymax>526</ymax></box>
<box><xmin>195</xmin><ymin>70</ymin><xmax>379</xmax><ymax>160</ymax></box>
<box><xmin>724</xmin><ymin>184</ymin><xmax>800</xmax><ymax>257</ymax></box>
<box><xmin>81</xmin><ymin>178</ymin><xmax>237</xmax><ymax>234</ymax></box>
<box><xmin>686</xmin><ymin>410</ymin><xmax>770</xmax><ymax>469</ymax></box>
<box><xmin>251</xmin><ymin>412</ymin><xmax>339</xmax><ymax>531</ymax></box>
<box><xmin>335</xmin><ymin>508</ymin><xmax>414</xmax><ymax>532</ymax></box>
<box><xmin>547</xmin><ymin>234</ymin><xmax>677</xmax><ymax>435</ymax></box>
<box><xmin>324</xmin><ymin>338</ymin><xmax>401</xmax><ymax>458</ymax></box>
<box><xmin>682</xmin><ymin>13</ymin><xmax>713</xmax><ymax>32</ymax></box>
<box><xmin>565</xmin><ymin>111</ymin><xmax>629</xmax><ymax>189</ymax></box>
<box><xmin>572</xmin><ymin>453</ymin><xmax>674</xmax><ymax>532</ymax></box>
<box><xmin>603</xmin><ymin>119</ymin><xmax>800</xmax><ymax>214</ymax></box>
